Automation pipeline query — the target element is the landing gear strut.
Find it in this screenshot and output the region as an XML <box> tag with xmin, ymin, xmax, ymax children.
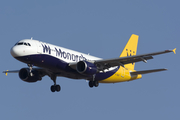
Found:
<box><xmin>89</xmin><ymin>74</ymin><xmax>99</xmax><ymax>88</ymax></box>
<box><xmin>50</xmin><ymin>75</ymin><xmax>61</xmax><ymax>92</ymax></box>
<box><xmin>28</xmin><ymin>64</ymin><xmax>33</xmax><ymax>76</ymax></box>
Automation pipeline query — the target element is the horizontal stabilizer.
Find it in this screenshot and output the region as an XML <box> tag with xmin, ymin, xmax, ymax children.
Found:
<box><xmin>131</xmin><ymin>68</ymin><xmax>167</xmax><ymax>75</ymax></box>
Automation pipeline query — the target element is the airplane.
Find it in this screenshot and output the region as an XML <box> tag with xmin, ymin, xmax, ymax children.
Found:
<box><xmin>3</xmin><ymin>34</ymin><xmax>176</xmax><ymax>92</ymax></box>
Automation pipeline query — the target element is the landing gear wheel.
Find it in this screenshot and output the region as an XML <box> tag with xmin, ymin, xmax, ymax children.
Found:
<box><xmin>50</xmin><ymin>74</ymin><xmax>61</xmax><ymax>92</ymax></box>
<box><xmin>89</xmin><ymin>81</ymin><xmax>94</xmax><ymax>88</ymax></box>
<box><xmin>51</xmin><ymin>85</ymin><xmax>56</xmax><ymax>92</ymax></box>
<box><xmin>94</xmin><ymin>81</ymin><xmax>99</xmax><ymax>87</ymax></box>
<box><xmin>55</xmin><ymin>85</ymin><xmax>61</xmax><ymax>92</ymax></box>
<box><xmin>51</xmin><ymin>85</ymin><xmax>61</xmax><ymax>92</ymax></box>
<box><xmin>89</xmin><ymin>81</ymin><xmax>99</xmax><ymax>88</ymax></box>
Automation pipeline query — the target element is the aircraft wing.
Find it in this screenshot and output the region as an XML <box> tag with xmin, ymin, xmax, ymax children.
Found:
<box><xmin>94</xmin><ymin>48</ymin><xmax>176</xmax><ymax>70</ymax></box>
<box><xmin>3</xmin><ymin>70</ymin><xmax>19</xmax><ymax>76</ymax></box>
<box><xmin>3</xmin><ymin>67</ymin><xmax>49</xmax><ymax>77</ymax></box>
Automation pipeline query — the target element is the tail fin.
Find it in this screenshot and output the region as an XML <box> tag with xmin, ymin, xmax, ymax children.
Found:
<box><xmin>120</xmin><ymin>34</ymin><xmax>139</xmax><ymax>70</ymax></box>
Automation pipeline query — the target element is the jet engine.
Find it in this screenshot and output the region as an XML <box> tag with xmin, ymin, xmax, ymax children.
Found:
<box><xmin>76</xmin><ymin>61</ymin><xmax>97</xmax><ymax>75</ymax></box>
<box><xmin>19</xmin><ymin>68</ymin><xmax>42</xmax><ymax>83</ymax></box>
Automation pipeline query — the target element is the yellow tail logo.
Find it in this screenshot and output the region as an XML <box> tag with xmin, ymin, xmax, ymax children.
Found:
<box><xmin>120</xmin><ymin>34</ymin><xmax>139</xmax><ymax>70</ymax></box>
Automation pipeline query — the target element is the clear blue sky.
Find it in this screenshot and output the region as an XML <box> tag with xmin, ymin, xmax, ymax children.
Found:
<box><xmin>0</xmin><ymin>0</ymin><xmax>179</xmax><ymax>120</ymax></box>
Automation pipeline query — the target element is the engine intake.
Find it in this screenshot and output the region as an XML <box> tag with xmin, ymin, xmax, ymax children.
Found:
<box><xmin>76</xmin><ymin>61</ymin><xmax>97</xmax><ymax>75</ymax></box>
<box><xmin>19</xmin><ymin>68</ymin><xmax>42</xmax><ymax>83</ymax></box>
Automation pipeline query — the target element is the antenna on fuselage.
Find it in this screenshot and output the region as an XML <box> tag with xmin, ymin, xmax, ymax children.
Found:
<box><xmin>31</xmin><ymin>37</ymin><xmax>33</xmax><ymax>40</ymax></box>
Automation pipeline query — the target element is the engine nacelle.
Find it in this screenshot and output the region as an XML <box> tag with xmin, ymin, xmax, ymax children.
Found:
<box><xmin>76</xmin><ymin>61</ymin><xmax>97</xmax><ymax>75</ymax></box>
<box><xmin>19</xmin><ymin>68</ymin><xmax>42</xmax><ymax>83</ymax></box>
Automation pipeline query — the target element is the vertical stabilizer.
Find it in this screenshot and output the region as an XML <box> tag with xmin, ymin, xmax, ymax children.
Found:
<box><xmin>120</xmin><ymin>34</ymin><xmax>139</xmax><ymax>70</ymax></box>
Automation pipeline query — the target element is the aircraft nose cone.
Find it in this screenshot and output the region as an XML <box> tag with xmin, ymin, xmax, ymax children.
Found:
<box><xmin>10</xmin><ymin>46</ymin><xmax>21</xmax><ymax>57</ymax></box>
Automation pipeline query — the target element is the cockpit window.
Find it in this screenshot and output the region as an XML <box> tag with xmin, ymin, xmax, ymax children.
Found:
<box><xmin>15</xmin><ymin>42</ymin><xmax>31</xmax><ymax>46</ymax></box>
<box><xmin>17</xmin><ymin>42</ymin><xmax>23</xmax><ymax>45</ymax></box>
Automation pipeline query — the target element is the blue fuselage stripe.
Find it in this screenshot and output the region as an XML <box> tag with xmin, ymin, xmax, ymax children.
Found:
<box><xmin>15</xmin><ymin>54</ymin><xmax>118</xmax><ymax>81</ymax></box>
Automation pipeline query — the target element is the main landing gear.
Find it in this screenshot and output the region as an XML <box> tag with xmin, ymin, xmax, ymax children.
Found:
<box><xmin>50</xmin><ymin>75</ymin><xmax>61</xmax><ymax>92</ymax></box>
<box><xmin>89</xmin><ymin>74</ymin><xmax>99</xmax><ymax>88</ymax></box>
<box><xmin>51</xmin><ymin>84</ymin><xmax>61</xmax><ymax>92</ymax></box>
<box><xmin>89</xmin><ymin>81</ymin><xmax>99</xmax><ymax>88</ymax></box>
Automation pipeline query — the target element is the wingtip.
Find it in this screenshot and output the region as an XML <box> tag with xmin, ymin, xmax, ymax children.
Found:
<box><xmin>3</xmin><ymin>70</ymin><xmax>8</xmax><ymax>76</ymax></box>
<box><xmin>172</xmin><ymin>48</ymin><xmax>176</xmax><ymax>54</ymax></box>
<box><xmin>164</xmin><ymin>68</ymin><xmax>168</xmax><ymax>71</ymax></box>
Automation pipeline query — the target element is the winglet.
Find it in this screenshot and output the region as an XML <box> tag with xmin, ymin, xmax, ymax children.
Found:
<box><xmin>172</xmin><ymin>48</ymin><xmax>176</xmax><ymax>54</ymax></box>
<box><xmin>4</xmin><ymin>70</ymin><xmax>8</xmax><ymax>76</ymax></box>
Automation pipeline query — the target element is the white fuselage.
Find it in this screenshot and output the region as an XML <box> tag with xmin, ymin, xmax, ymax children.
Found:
<box><xmin>11</xmin><ymin>39</ymin><xmax>102</xmax><ymax>63</ymax></box>
<box><xmin>10</xmin><ymin>39</ymin><xmax>119</xmax><ymax>81</ymax></box>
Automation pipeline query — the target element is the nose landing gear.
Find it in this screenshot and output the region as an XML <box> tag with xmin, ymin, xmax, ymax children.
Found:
<box><xmin>28</xmin><ymin>64</ymin><xmax>33</xmax><ymax>76</ymax></box>
<box><xmin>50</xmin><ymin>75</ymin><xmax>61</xmax><ymax>92</ymax></box>
<box><xmin>27</xmin><ymin>64</ymin><xmax>61</xmax><ymax>92</ymax></box>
